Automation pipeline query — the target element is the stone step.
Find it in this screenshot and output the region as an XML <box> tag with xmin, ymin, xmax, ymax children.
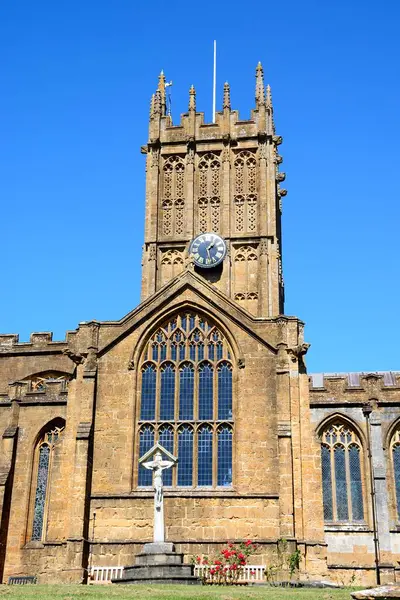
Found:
<box><xmin>123</xmin><ymin>564</ymin><xmax>193</xmax><ymax>579</ymax></box>
<box><xmin>114</xmin><ymin>576</ymin><xmax>201</xmax><ymax>585</ymax></box>
<box><xmin>135</xmin><ymin>552</ymin><xmax>184</xmax><ymax>566</ymax></box>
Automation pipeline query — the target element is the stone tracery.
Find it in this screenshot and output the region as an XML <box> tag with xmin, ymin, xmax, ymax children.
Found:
<box><xmin>138</xmin><ymin>312</ymin><xmax>233</xmax><ymax>488</ymax></box>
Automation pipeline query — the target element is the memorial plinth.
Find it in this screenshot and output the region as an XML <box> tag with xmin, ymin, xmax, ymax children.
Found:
<box><xmin>113</xmin><ymin>443</ymin><xmax>200</xmax><ymax>585</ymax></box>
<box><xmin>113</xmin><ymin>542</ymin><xmax>200</xmax><ymax>585</ymax></box>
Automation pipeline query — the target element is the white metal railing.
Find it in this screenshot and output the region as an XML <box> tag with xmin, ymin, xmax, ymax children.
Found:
<box><xmin>90</xmin><ymin>563</ymin><xmax>265</xmax><ymax>584</ymax></box>
<box><xmin>89</xmin><ymin>566</ymin><xmax>124</xmax><ymax>584</ymax></box>
<box><xmin>194</xmin><ymin>564</ymin><xmax>265</xmax><ymax>582</ymax></box>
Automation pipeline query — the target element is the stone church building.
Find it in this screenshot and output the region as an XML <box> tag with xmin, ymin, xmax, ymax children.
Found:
<box><xmin>0</xmin><ymin>64</ymin><xmax>399</xmax><ymax>585</ymax></box>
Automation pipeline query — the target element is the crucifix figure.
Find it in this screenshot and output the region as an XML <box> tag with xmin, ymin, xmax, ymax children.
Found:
<box><xmin>139</xmin><ymin>443</ymin><xmax>177</xmax><ymax>544</ymax></box>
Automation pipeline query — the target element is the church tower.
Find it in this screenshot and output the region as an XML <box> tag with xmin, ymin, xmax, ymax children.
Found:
<box><xmin>141</xmin><ymin>64</ymin><xmax>286</xmax><ymax>317</ymax></box>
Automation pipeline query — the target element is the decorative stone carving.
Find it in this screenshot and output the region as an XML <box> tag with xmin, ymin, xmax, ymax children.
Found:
<box><xmin>63</xmin><ymin>349</ymin><xmax>84</xmax><ymax>365</ymax></box>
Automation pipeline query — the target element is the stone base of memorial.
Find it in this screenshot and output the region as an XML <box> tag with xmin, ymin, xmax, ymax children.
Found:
<box><xmin>112</xmin><ymin>542</ymin><xmax>201</xmax><ymax>585</ymax></box>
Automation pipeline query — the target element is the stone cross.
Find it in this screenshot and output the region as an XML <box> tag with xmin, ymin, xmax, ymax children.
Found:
<box><xmin>139</xmin><ymin>443</ymin><xmax>177</xmax><ymax>544</ymax></box>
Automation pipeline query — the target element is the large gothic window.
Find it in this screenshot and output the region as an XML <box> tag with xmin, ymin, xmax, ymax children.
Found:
<box><xmin>320</xmin><ymin>422</ymin><xmax>364</xmax><ymax>523</ymax></box>
<box><xmin>390</xmin><ymin>428</ymin><xmax>400</xmax><ymax>520</ymax></box>
<box><xmin>137</xmin><ymin>312</ymin><xmax>234</xmax><ymax>488</ymax></box>
<box><xmin>30</xmin><ymin>420</ymin><xmax>65</xmax><ymax>541</ymax></box>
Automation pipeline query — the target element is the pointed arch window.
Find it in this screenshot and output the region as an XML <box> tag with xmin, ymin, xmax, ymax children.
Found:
<box><xmin>320</xmin><ymin>422</ymin><xmax>364</xmax><ymax>522</ymax></box>
<box><xmin>390</xmin><ymin>428</ymin><xmax>400</xmax><ymax>520</ymax></box>
<box><xmin>137</xmin><ymin>313</ymin><xmax>234</xmax><ymax>488</ymax></box>
<box><xmin>30</xmin><ymin>421</ymin><xmax>65</xmax><ymax>541</ymax></box>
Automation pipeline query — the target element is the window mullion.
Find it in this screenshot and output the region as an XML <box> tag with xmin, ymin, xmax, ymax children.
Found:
<box><xmin>194</xmin><ymin>366</ymin><xmax>199</xmax><ymax>421</ymax></box>
<box><xmin>193</xmin><ymin>426</ymin><xmax>198</xmax><ymax>487</ymax></box>
<box><xmin>155</xmin><ymin>366</ymin><xmax>160</xmax><ymax>422</ymax></box>
<box><xmin>345</xmin><ymin>444</ymin><xmax>352</xmax><ymax>521</ymax></box>
<box><xmin>331</xmin><ymin>445</ymin><xmax>337</xmax><ymax>521</ymax></box>
<box><xmin>212</xmin><ymin>425</ymin><xmax>217</xmax><ymax>487</ymax></box>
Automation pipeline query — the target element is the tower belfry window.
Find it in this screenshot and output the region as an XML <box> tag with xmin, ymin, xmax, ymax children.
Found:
<box><xmin>137</xmin><ymin>312</ymin><xmax>234</xmax><ymax>488</ymax></box>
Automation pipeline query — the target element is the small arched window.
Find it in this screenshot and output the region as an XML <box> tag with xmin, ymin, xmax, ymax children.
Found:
<box><xmin>30</xmin><ymin>420</ymin><xmax>65</xmax><ymax>541</ymax></box>
<box><xmin>390</xmin><ymin>428</ymin><xmax>400</xmax><ymax>520</ymax></box>
<box><xmin>320</xmin><ymin>421</ymin><xmax>364</xmax><ymax>522</ymax></box>
<box><xmin>137</xmin><ymin>312</ymin><xmax>234</xmax><ymax>488</ymax></box>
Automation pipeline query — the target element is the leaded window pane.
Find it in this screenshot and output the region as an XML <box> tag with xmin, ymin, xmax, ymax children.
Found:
<box><xmin>171</xmin><ymin>343</ymin><xmax>177</xmax><ymax>361</ymax></box>
<box><xmin>32</xmin><ymin>445</ymin><xmax>50</xmax><ymax>541</ymax></box>
<box><xmin>179</xmin><ymin>364</ymin><xmax>194</xmax><ymax>420</ymax></box>
<box><xmin>141</xmin><ymin>365</ymin><xmax>156</xmax><ymax>420</ymax></box>
<box><xmin>198</xmin><ymin>426</ymin><xmax>213</xmax><ymax>486</ymax></box>
<box><xmin>159</xmin><ymin>426</ymin><xmax>174</xmax><ymax>486</ymax></box>
<box><xmin>334</xmin><ymin>445</ymin><xmax>349</xmax><ymax>520</ymax></box>
<box><xmin>139</xmin><ymin>313</ymin><xmax>234</xmax><ymax>489</ymax></box>
<box><xmin>218</xmin><ymin>363</ymin><xmax>232</xmax><ymax>420</ymax></box>
<box><xmin>321</xmin><ymin>444</ymin><xmax>333</xmax><ymax>521</ymax></box>
<box><xmin>218</xmin><ymin>426</ymin><xmax>232</xmax><ymax>486</ymax></box>
<box><xmin>394</xmin><ymin>445</ymin><xmax>400</xmax><ymax>520</ymax></box>
<box><xmin>138</xmin><ymin>426</ymin><xmax>154</xmax><ymax>486</ymax></box>
<box><xmin>199</xmin><ymin>363</ymin><xmax>213</xmax><ymax>420</ymax></box>
<box><xmin>349</xmin><ymin>445</ymin><xmax>364</xmax><ymax>521</ymax></box>
<box><xmin>160</xmin><ymin>364</ymin><xmax>175</xmax><ymax>420</ymax></box>
<box><xmin>178</xmin><ymin>426</ymin><xmax>193</xmax><ymax>486</ymax></box>
<box><xmin>198</xmin><ymin>343</ymin><xmax>205</xmax><ymax>361</ymax></box>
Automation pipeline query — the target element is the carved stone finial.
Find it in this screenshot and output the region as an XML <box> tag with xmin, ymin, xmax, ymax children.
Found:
<box><xmin>255</xmin><ymin>61</ymin><xmax>265</xmax><ymax>107</ymax></box>
<box><xmin>158</xmin><ymin>70</ymin><xmax>166</xmax><ymax>114</ymax></box>
<box><xmin>149</xmin><ymin>93</ymin><xmax>155</xmax><ymax>119</ymax></box>
<box><xmin>223</xmin><ymin>82</ymin><xmax>231</xmax><ymax>110</ymax></box>
<box><xmin>189</xmin><ymin>85</ymin><xmax>196</xmax><ymax>112</ymax></box>
<box><xmin>266</xmin><ymin>84</ymin><xmax>272</xmax><ymax>108</ymax></box>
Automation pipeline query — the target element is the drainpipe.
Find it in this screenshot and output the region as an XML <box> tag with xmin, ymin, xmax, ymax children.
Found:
<box><xmin>362</xmin><ymin>403</ymin><xmax>380</xmax><ymax>586</ymax></box>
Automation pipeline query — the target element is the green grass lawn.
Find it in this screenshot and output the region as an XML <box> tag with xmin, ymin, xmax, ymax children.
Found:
<box><xmin>0</xmin><ymin>584</ymin><xmax>357</xmax><ymax>600</ymax></box>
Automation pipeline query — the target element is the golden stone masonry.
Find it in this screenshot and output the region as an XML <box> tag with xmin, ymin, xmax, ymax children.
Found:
<box><xmin>0</xmin><ymin>64</ymin><xmax>399</xmax><ymax>586</ymax></box>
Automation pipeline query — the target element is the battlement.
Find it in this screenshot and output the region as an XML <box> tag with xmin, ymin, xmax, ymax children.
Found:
<box><xmin>0</xmin><ymin>331</ymin><xmax>71</xmax><ymax>353</ymax></box>
<box><xmin>309</xmin><ymin>371</ymin><xmax>400</xmax><ymax>406</ymax></box>
<box><xmin>147</xmin><ymin>64</ymin><xmax>279</xmax><ymax>147</ymax></box>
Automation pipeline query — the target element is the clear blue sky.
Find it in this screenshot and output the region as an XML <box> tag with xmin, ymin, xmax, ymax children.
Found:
<box><xmin>1</xmin><ymin>0</ymin><xmax>399</xmax><ymax>373</ymax></box>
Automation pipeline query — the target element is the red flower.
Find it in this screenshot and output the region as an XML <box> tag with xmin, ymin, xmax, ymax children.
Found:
<box><xmin>245</xmin><ymin>540</ymin><xmax>253</xmax><ymax>546</ymax></box>
<box><xmin>240</xmin><ymin>560</ymin><xmax>246</xmax><ymax>565</ymax></box>
<box><xmin>214</xmin><ymin>559</ymin><xmax>222</xmax><ymax>565</ymax></box>
<box><xmin>238</xmin><ymin>552</ymin><xmax>245</xmax><ymax>560</ymax></box>
<box><xmin>210</xmin><ymin>568</ymin><xmax>215</xmax><ymax>575</ymax></box>
<box><xmin>228</xmin><ymin>543</ymin><xmax>233</xmax><ymax>548</ymax></box>
<box><xmin>196</xmin><ymin>556</ymin><xmax>201</xmax><ymax>563</ymax></box>
<box><xmin>215</xmin><ymin>565</ymin><xmax>222</xmax><ymax>571</ymax></box>
<box><xmin>202</xmin><ymin>559</ymin><xmax>208</xmax><ymax>565</ymax></box>
<box><xmin>250</xmin><ymin>570</ymin><xmax>256</xmax><ymax>576</ymax></box>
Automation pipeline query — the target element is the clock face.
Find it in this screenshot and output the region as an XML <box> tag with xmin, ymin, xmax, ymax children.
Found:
<box><xmin>189</xmin><ymin>233</ymin><xmax>227</xmax><ymax>269</ymax></box>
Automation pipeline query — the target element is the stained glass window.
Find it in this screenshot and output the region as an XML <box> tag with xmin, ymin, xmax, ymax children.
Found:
<box><xmin>138</xmin><ymin>313</ymin><xmax>234</xmax><ymax>488</ymax></box>
<box><xmin>320</xmin><ymin>422</ymin><xmax>364</xmax><ymax>522</ymax></box>
<box><xmin>31</xmin><ymin>423</ymin><xmax>64</xmax><ymax>541</ymax></box>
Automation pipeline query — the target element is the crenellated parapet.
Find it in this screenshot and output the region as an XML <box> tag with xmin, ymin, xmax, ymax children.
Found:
<box><xmin>309</xmin><ymin>371</ymin><xmax>400</xmax><ymax>406</ymax></box>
